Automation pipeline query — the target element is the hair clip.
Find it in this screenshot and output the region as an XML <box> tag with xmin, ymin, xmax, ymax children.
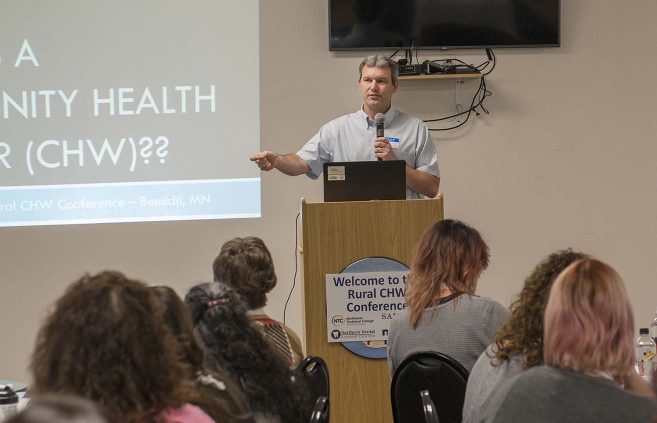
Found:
<box><xmin>207</xmin><ymin>298</ymin><xmax>229</xmax><ymax>309</ymax></box>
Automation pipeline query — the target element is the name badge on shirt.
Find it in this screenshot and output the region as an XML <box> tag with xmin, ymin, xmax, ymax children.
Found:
<box><xmin>387</xmin><ymin>137</ymin><xmax>400</xmax><ymax>149</ymax></box>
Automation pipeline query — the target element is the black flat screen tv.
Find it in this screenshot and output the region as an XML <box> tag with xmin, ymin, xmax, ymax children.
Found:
<box><xmin>329</xmin><ymin>0</ymin><xmax>560</xmax><ymax>51</ymax></box>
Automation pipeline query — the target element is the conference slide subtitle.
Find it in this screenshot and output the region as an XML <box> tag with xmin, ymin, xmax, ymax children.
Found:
<box><xmin>0</xmin><ymin>40</ymin><xmax>217</xmax><ymax>176</ymax></box>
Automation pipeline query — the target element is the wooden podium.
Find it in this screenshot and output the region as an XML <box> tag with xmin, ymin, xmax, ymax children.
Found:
<box><xmin>301</xmin><ymin>195</ymin><xmax>444</xmax><ymax>423</ymax></box>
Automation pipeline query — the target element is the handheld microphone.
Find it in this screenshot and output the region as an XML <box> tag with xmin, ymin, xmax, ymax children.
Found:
<box><xmin>375</xmin><ymin>113</ymin><xmax>384</xmax><ymax>161</ymax></box>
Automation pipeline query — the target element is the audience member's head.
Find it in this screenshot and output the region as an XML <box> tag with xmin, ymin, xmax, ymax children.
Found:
<box><xmin>185</xmin><ymin>282</ymin><xmax>307</xmax><ymax>422</ymax></box>
<box><xmin>5</xmin><ymin>395</ymin><xmax>115</xmax><ymax>423</ymax></box>
<box><xmin>212</xmin><ymin>236</ymin><xmax>277</xmax><ymax>310</ymax></box>
<box><xmin>494</xmin><ymin>249</ymin><xmax>587</xmax><ymax>368</ymax></box>
<box><xmin>406</xmin><ymin>219</ymin><xmax>490</xmax><ymax>327</ymax></box>
<box><xmin>151</xmin><ymin>285</ymin><xmax>253</xmax><ymax>423</ymax></box>
<box><xmin>544</xmin><ymin>258</ymin><xmax>635</xmax><ymax>377</ymax></box>
<box><xmin>31</xmin><ymin>271</ymin><xmax>190</xmax><ymax>423</ymax></box>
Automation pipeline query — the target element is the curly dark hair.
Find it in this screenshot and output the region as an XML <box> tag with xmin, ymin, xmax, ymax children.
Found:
<box><xmin>212</xmin><ymin>237</ymin><xmax>277</xmax><ymax>309</ymax></box>
<box><xmin>151</xmin><ymin>286</ymin><xmax>254</xmax><ymax>423</ymax></box>
<box><xmin>493</xmin><ymin>249</ymin><xmax>587</xmax><ymax>368</ymax></box>
<box><xmin>185</xmin><ymin>282</ymin><xmax>309</xmax><ymax>422</ymax></box>
<box><xmin>31</xmin><ymin>271</ymin><xmax>191</xmax><ymax>423</ymax></box>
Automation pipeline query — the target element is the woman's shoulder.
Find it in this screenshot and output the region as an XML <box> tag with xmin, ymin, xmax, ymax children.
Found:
<box><xmin>458</xmin><ymin>295</ymin><xmax>507</xmax><ymax>313</ymax></box>
<box><xmin>389</xmin><ymin>308</ymin><xmax>411</xmax><ymax>326</ymax></box>
<box><xmin>471</xmin><ymin>345</ymin><xmax>523</xmax><ymax>379</ymax></box>
<box><xmin>504</xmin><ymin>365</ymin><xmax>580</xmax><ymax>389</ymax></box>
<box><xmin>161</xmin><ymin>403</ymin><xmax>216</xmax><ymax>423</ymax></box>
<box><xmin>387</xmin><ymin>309</ymin><xmax>412</xmax><ymax>339</ymax></box>
<box><xmin>465</xmin><ymin>294</ymin><xmax>503</xmax><ymax>305</ymax></box>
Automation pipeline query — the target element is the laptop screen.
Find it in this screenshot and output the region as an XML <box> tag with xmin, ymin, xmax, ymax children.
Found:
<box><xmin>323</xmin><ymin>160</ymin><xmax>406</xmax><ymax>202</ymax></box>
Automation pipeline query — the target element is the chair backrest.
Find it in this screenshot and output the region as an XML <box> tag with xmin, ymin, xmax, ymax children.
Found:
<box><xmin>390</xmin><ymin>352</ymin><xmax>469</xmax><ymax>423</ymax></box>
<box><xmin>295</xmin><ymin>356</ymin><xmax>330</xmax><ymax>422</ymax></box>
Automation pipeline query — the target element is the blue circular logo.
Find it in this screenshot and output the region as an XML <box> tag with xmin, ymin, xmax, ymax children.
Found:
<box><xmin>337</xmin><ymin>257</ymin><xmax>409</xmax><ymax>359</ymax></box>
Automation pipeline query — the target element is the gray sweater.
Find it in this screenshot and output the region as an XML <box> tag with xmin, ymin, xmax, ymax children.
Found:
<box><xmin>462</xmin><ymin>344</ymin><xmax>524</xmax><ymax>423</ymax></box>
<box><xmin>478</xmin><ymin>365</ymin><xmax>657</xmax><ymax>423</ymax></box>
<box><xmin>387</xmin><ymin>295</ymin><xmax>509</xmax><ymax>376</ymax></box>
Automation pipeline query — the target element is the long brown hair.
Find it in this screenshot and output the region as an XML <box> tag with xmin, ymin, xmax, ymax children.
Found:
<box><xmin>406</xmin><ymin>219</ymin><xmax>490</xmax><ymax>327</ymax></box>
<box><xmin>31</xmin><ymin>271</ymin><xmax>190</xmax><ymax>423</ymax></box>
<box><xmin>151</xmin><ymin>285</ymin><xmax>254</xmax><ymax>423</ymax></box>
<box><xmin>494</xmin><ymin>249</ymin><xmax>587</xmax><ymax>368</ymax></box>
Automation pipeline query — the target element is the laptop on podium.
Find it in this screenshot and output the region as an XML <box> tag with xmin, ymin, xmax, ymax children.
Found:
<box><xmin>323</xmin><ymin>160</ymin><xmax>406</xmax><ymax>202</ymax></box>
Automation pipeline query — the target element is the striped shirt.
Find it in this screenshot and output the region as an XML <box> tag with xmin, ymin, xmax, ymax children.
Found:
<box><xmin>387</xmin><ymin>295</ymin><xmax>509</xmax><ymax>376</ymax></box>
<box><xmin>247</xmin><ymin>309</ymin><xmax>304</xmax><ymax>367</ymax></box>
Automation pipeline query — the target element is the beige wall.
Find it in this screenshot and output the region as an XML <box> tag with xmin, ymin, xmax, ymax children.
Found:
<box><xmin>3</xmin><ymin>0</ymin><xmax>657</xmax><ymax>382</ymax></box>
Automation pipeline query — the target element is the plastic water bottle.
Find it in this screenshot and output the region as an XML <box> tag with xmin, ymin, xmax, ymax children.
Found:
<box><xmin>636</xmin><ymin>328</ymin><xmax>656</xmax><ymax>381</ymax></box>
<box><xmin>650</xmin><ymin>307</ymin><xmax>657</xmax><ymax>343</ymax></box>
<box><xmin>0</xmin><ymin>385</ymin><xmax>18</xmax><ymax>421</ymax></box>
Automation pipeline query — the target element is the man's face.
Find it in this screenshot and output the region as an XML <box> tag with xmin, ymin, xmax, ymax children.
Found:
<box><xmin>358</xmin><ymin>65</ymin><xmax>398</xmax><ymax>115</ymax></box>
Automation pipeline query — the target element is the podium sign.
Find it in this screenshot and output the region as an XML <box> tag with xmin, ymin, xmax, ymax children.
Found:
<box><xmin>325</xmin><ymin>270</ymin><xmax>409</xmax><ymax>342</ymax></box>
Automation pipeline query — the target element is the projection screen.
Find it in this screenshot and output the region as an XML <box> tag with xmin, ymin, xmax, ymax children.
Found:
<box><xmin>0</xmin><ymin>0</ymin><xmax>260</xmax><ymax>226</ymax></box>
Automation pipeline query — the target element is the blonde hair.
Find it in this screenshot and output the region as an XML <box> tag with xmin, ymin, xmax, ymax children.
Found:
<box><xmin>405</xmin><ymin>219</ymin><xmax>489</xmax><ymax>327</ymax></box>
<box><xmin>543</xmin><ymin>258</ymin><xmax>635</xmax><ymax>376</ymax></box>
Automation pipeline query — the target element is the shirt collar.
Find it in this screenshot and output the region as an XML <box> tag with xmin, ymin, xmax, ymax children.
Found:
<box><xmin>357</xmin><ymin>106</ymin><xmax>399</xmax><ymax>130</ymax></box>
<box><xmin>246</xmin><ymin>307</ymin><xmax>267</xmax><ymax>317</ymax></box>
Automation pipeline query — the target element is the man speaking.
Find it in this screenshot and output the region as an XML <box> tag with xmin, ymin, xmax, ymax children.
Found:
<box><xmin>250</xmin><ymin>55</ymin><xmax>440</xmax><ymax>199</ymax></box>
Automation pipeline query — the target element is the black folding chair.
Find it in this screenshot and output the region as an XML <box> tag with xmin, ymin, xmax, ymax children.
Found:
<box><xmin>295</xmin><ymin>356</ymin><xmax>330</xmax><ymax>423</ymax></box>
<box><xmin>391</xmin><ymin>352</ymin><xmax>469</xmax><ymax>423</ymax></box>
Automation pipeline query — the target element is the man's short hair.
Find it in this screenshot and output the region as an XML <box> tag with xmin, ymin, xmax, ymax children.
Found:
<box><xmin>212</xmin><ymin>236</ymin><xmax>277</xmax><ymax>309</ymax></box>
<box><xmin>358</xmin><ymin>54</ymin><xmax>399</xmax><ymax>86</ymax></box>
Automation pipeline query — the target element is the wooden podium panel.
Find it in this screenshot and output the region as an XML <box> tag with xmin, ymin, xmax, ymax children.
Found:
<box><xmin>301</xmin><ymin>196</ymin><xmax>444</xmax><ymax>423</ymax></box>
